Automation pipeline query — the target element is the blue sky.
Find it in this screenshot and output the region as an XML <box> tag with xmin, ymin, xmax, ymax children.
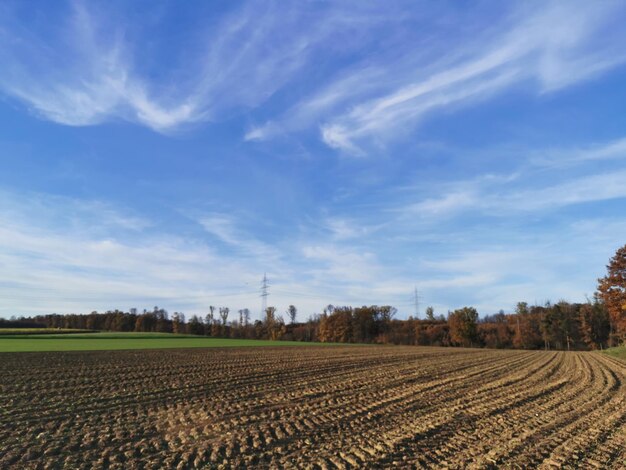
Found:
<box><xmin>1</xmin><ymin>0</ymin><xmax>626</xmax><ymax>320</ymax></box>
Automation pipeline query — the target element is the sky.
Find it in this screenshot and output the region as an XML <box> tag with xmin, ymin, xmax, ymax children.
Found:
<box><xmin>1</xmin><ymin>0</ymin><xmax>626</xmax><ymax>321</ymax></box>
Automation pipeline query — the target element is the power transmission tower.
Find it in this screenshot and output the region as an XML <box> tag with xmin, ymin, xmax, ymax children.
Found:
<box><xmin>413</xmin><ymin>286</ymin><xmax>421</xmax><ymax>319</ymax></box>
<box><xmin>260</xmin><ymin>273</ymin><xmax>270</xmax><ymax>317</ymax></box>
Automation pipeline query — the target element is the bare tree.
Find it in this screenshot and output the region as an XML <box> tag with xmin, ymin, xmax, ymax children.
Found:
<box><xmin>172</xmin><ymin>312</ymin><xmax>185</xmax><ymax>334</ymax></box>
<box><xmin>219</xmin><ymin>307</ymin><xmax>230</xmax><ymax>326</ymax></box>
<box><xmin>425</xmin><ymin>306</ymin><xmax>435</xmax><ymax>321</ymax></box>
<box><xmin>264</xmin><ymin>306</ymin><xmax>276</xmax><ymax>325</ymax></box>
<box><xmin>287</xmin><ymin>305</ymin><xmax>297</xmax><ymax>324</ymax></box>
<box><xmin>264</xmin><ymin>306</ymin><xmax>284</xmax><ymax>340</ymax></box>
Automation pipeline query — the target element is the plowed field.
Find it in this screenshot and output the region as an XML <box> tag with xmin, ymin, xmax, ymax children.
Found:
<box><xmin>1</xmin><ymin>347</ymin><xmax>624</xmax><ymax>469</ymax></box>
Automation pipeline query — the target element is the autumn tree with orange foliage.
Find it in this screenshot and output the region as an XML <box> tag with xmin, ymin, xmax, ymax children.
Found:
<box><xmin>597</xmin><ymin>244</ymin><xmax>626</xmax><ymax>345</ymax></box>
<box><xmin>448</xmin><ymin>307</ymin><xmax>478</xmax><ymax>347</ymax></box>
<box><xmin>579</xmin><ymin>297</ymin><xmax>610</xmax><ymax>350</ymax></box>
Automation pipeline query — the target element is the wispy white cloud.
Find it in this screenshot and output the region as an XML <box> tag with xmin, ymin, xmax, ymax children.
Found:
<box><xmin>405</xmin><ymin>190</ymin><xmax>478</xmax><ymax>217</ymax></box>
<box><xmin>0</xmin><ymin>189</ymin><xmax>151</xmax><ymax>234</ymax></box>
<box><xmin>503</xmin><ymin>171</ymin><xmax>626</xmax><ymax>212</ymax></box>
<box><xmin>197</xmin><ymin>212</ymin><xmax>283</xmax><ymax>263</ymax></box>
<box><xmin>0</xmin><ymin>4</ymin><xmax>223</xmax><ymax>136</ymax></box>
<box><xmin>244</xmin><ymin>65</ymin><xmax>386</xmax><ymax>143</ymax></box>
<box><xmin>0</xmin><ymin>2</ymin><xmax>197</xmax><ymax>131</ymax></box>
<box><xmin>244</xmin><ymin>122</ymin><xmax>282</xmax><ymax>142</ymax></box>
<box><xmin>317</xmin><ymin>1</ymin><xmax>626</xmax><ymax>154</ymax></box>
<box><xmin>531</xmin><ymin>136</ymin><xmax>626</xmax><ymax>167</ymax></box>
<box><xmin>400</xmin><ymin>165</ymin><xmax>626</xmax><ymax>219</ymax></box>
<box><xmin>0</xmin><ymin>195</ymin><xmax>281</xmax><ymax>316</ymax></box>
<box><xmin>302</xmin><ymin>244</ymin><xmax>380</xmax><ymax>285</ymax></box>
<box><xmin>323</xmin><ymin>217</ymin><xmax>377</xmax><ymax>241</ymax></box>
<box><xmin>416</xmin><ymin>226</ymin><xmax>625</xmax><ymax>312</ymax></box>
<box><xmin>0</xmin><ymin>190</ymin><xmax>410</xmax><ymax>317</ymax></box>
<box><xmin>0</xmin><ymin>2</ymin><xmax>359</xmax><ymax>132</ymax></box>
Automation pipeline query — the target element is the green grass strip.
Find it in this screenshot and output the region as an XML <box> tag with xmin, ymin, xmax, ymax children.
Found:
<box><xmin>0</xmin><ymin>332</ymin><xmax>358</xmax><ymax>352</ymax></box>
<box><xmin>0</xmin><ymin>328</ymin><xmax>94</xmax><ymax>335</ymax></box>
<box><xmin>603</xmin><ymin>345</ymin><xmax>626</xmax><ymax>361</ymax></box>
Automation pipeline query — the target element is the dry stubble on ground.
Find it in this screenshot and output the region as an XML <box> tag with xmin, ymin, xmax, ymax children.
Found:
<box><xmin>1</xmin><ymin>346</ymin><xmax>625</xmax><ymax>469</ymax></box>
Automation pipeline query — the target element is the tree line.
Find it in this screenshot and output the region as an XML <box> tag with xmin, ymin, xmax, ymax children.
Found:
<box><xmin>2</xmin><ymin>244</ymin><xmax>625</xmax><ymax>350</ymax></box>
<box><xmin>0</xmin><ymin>297</ymin><xmax>615</xmax><ymax>350</ymax></box>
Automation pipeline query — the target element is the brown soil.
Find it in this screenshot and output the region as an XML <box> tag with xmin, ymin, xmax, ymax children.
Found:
<box><xmin>0</xmin><ymin>347</ymin><xmax>624</xmax><ymax>469</ymax></box>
